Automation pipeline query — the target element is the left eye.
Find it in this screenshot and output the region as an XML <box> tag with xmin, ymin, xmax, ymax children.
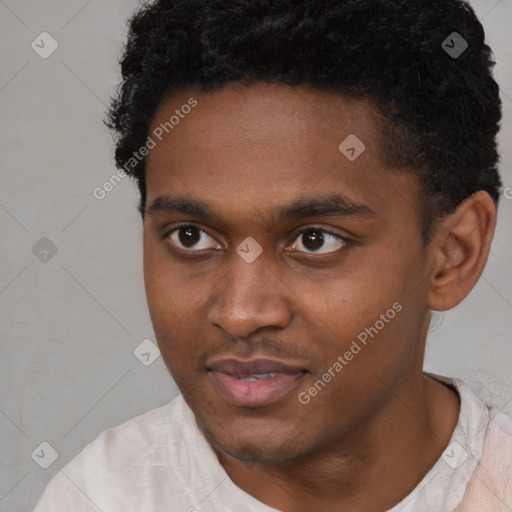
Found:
<box><xmin>289</xmin><ymin>228</ymin><xmax>347</xmax><ymax>254</ymax></box>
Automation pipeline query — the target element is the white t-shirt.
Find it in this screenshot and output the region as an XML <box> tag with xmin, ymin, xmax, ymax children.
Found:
<box><xmin>34</xmin><ymin>373</ymin><xmax>512</xmax><ymax>511</ymax></box>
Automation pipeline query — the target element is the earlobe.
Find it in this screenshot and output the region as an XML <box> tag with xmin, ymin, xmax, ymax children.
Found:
<box><xmin>427</xmin><ymin>191</ymin><xmax>497</xmax><ymax>312</ymax></box>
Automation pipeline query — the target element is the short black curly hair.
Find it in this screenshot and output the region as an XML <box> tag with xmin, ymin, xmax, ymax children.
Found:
<box><xmin>105</xmin><ymin>0</ymin><xmax>502</xmax><ymax>240</ymax></box>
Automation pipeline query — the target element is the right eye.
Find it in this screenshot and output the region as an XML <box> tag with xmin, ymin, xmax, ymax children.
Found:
<box><xmin>165</xmin><ymin>225</ymin><xmax>221</xmax><ymax>252</ymax></box>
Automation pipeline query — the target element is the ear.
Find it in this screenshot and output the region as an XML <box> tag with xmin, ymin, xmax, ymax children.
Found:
<box><xmin>427</xmin><ymin>190</ymin><xmax>497</xmax><ymax>312</ymax></box>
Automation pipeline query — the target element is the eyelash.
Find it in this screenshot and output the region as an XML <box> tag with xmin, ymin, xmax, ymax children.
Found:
<box><xmin>162</xmin><ymin>223</ymin><xmax>352</xmax><ymax>256</ymax></box>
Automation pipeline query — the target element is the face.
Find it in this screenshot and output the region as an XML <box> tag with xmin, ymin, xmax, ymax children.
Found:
<box><xmin>143</xmin><ymin>82</ymin><xmax>433</xmax><ymax>464</ymax></box>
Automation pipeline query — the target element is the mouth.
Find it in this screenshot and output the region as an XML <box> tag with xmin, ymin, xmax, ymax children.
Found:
<box><xmin>207</xmin><ymin>358</ymin><xmax>308</xmax><ymax>407</ymax></box>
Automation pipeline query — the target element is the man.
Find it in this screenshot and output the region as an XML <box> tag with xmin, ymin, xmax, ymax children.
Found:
<box><xmin>34</xmin><ymin>0</ymin><xmax>511</xmax><ymax>510</ymax></box>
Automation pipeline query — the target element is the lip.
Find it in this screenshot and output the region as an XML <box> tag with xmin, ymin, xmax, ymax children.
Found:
<box><xmin>207</xmin><ymin>357</ymin><xmax>307</xmax><ymax>408</ymax></box>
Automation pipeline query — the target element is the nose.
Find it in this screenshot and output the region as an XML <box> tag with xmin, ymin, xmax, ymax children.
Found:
<box><xmin>208</xmin><ymin>250</ymin><xmax>293</xmax><ymax>339</ymax></box>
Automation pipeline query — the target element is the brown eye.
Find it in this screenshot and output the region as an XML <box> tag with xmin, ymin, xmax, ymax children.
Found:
<box><xmin>301</xmin><ymin>229</ymin><xmax>325</xmax><ymax>251</ymax></box>
<box><xmin>167</xmin><ymin>225</ymin><xmax>220</xmax><ymax>251</ymax></box>
<box><xmin>289</xmin><ymin>228</ymin><xmax>348</xmax><ymax>255</ymax></box>
<box><xmin>178</xmin><ymin>227</ymin><xmax>201</xmax><ymax>248</ymax></box>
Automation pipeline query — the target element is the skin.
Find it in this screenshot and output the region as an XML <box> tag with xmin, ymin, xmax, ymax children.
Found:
<box><xmin>142</xmin><ymin>82</ymin><xmax>496</xmax><ymax>511</ymax></box>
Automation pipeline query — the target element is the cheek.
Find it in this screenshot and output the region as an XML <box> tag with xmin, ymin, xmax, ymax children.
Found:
<box><xmin>144</xmin><ymin>233</ymin><xmax>196</xmax><ymax>316</ymax></box>
<box><xmin>294</xmin><ymin>251</ymin><xmax>424</xmax><ymax>380</ymax></box>
<box><xmin>293</xmin><ymin>270</ymin><xmax>398</xmax><ymax>343</ymax></box>
<box><xmin>297</xmin><ymin>304</ymin><xmax>422</xmax><ymax>435</ymax></box>
<box><xmin>143</xmin><ymin>240</ymin><xmax>196</xmax><ymax>355</ymax></box>
<box><xmin>143</xmin><ymin>238</ymin><xmax>224</xmax><ymax>378</ymax></box>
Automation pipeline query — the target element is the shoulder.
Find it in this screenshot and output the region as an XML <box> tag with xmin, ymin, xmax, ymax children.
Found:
<box><xmin>481</xmin><ymin>405</ymin><xmax>512</xmax><ymax>475</ymax></box>
<box><xmin>459</xmin><ymin>406</ymin><xmax>512</xmax><ymax>511</ymax></box>
<box><xmin>79</xmin><ymin>398</ymin><xmax>174</xmax><ymax>465</ymax></box>
<box><xmin>481</xmin><ymin>405</ymin><xmax>512</xmax><ymax>478</ymax></box>
<box><xmin>33</xmin><ymin>396</ymin><xmax>187</xmax><ymax>512</ymax></box>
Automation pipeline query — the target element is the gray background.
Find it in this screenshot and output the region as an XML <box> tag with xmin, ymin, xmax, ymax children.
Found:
<box><xmin>0</xmin><ymin>1</ymin><xmax>511</xmax><ymax>510</ymax></box>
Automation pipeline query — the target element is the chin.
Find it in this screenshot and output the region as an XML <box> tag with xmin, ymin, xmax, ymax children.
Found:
<box><xmin>205</xmin><ymin>424</ymin><xmax>305</xmax><ymax>464</ymax></box>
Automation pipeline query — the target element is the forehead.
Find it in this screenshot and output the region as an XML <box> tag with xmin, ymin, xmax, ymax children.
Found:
<box><xmin>144</xmin><ymin>82</ymin><xmax>420</xmax><ymax>227</ymax></box>
<box><xmin>148</xmin><ymin>82</ymin><xmax>381</xmax><ymax>150</ymax></box>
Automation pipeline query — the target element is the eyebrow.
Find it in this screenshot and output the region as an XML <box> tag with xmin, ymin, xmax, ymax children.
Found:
<box><xmin>145</xmin><ymin>194</ymin><xmax>376</xmax><ymax>223</ymax></box>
